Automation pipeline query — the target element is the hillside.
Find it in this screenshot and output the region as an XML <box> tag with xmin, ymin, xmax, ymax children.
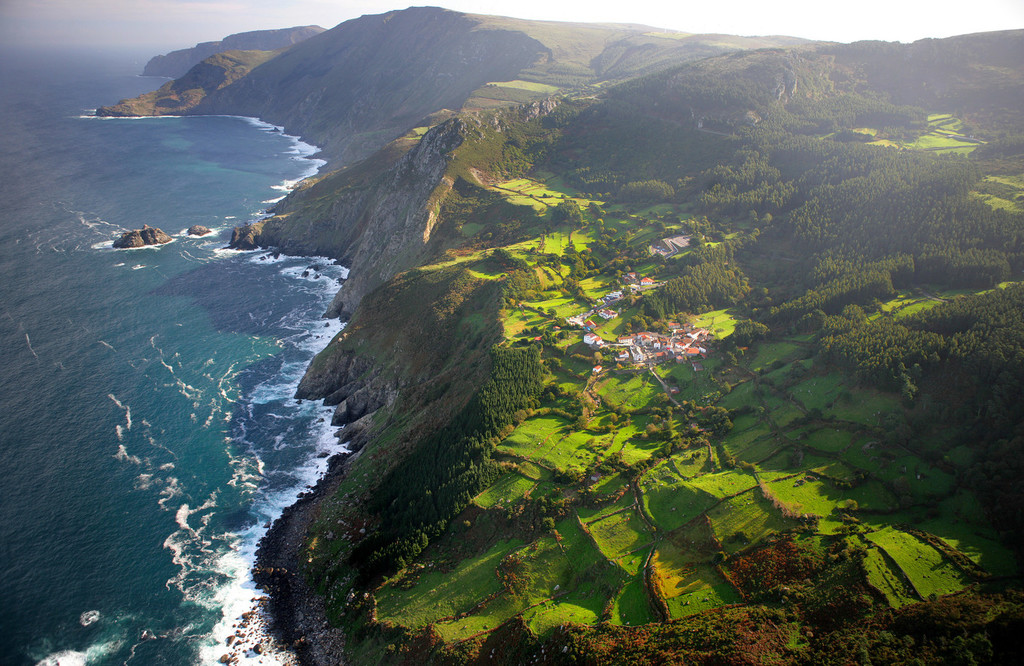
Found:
<box><xmin>101</xmin><ymin>7</ymin><xmax>805</xmax><ymax>166</ymax></box>
<box><xmin>116</xmin><ymin>14</ymin><xmax>1024</xmax><ymax>665</ymax></box>
<box><xmin>142</xmin><ymin>25</ymin><xmax>325</xmax><ymax>78</ymax></box>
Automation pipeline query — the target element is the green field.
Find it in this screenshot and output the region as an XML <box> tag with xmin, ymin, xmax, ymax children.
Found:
<box><xmin>863</xmin><ymin>547</ymin><xmax>919</xmax><ymax>608</ymax></box>
<box><xmin>708</xmin><ymin>490</ymin><xmax>798</xmax><ymax>553</ymax></box>
<box><xmin>867</xmin><ymin>527</ymin><xmax>973</xmax><ymax>599</ymax></box>
<box><xmin>474</xmin><ymin>472</ymin><xmax>536</xmax><ymax>508</ymax></box>
<box><xmin>589</xmin><ymin>510</ymin><xmax>654</xmax><ymax>568</ymax></box>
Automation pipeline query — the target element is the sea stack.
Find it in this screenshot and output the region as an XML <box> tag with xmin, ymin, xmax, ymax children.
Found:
<box><xmin>113</xmin><ymin>224</ymin><xmax>173</xmax><ymax>248</ymax></box>
<box><xmin>187</xmin><ymin>225</ymin><xmax>212</xmax><ymax>236</ymax></box>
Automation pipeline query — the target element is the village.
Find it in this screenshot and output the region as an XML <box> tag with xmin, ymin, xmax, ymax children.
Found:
<box><xmin>564</xmin><ymin>269</ymin><xmax>715</xmax><ymax>376</ymax></box>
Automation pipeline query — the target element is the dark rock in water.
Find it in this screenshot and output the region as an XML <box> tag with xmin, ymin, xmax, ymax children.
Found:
<box><xmin>228</xmin><ymin>223</ymin><xmax>263</xmax><ymax>250</ymax></box>
<box><xmin>187</xmin><ymin>225</ymin><xmax>211</xmax><ymax>236</ymax></box>
<box><xmin>113</xmin><ymin>225</ymin><xmax>173</xmax><ymax>248</ymax></box>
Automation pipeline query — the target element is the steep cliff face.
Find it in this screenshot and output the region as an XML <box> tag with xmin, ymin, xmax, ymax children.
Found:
<box><xmin>142</xmin><ymin>26</ymin><xmax>325</xmax><ymax>78</ymax></box>
<box><xmin>237</xmin><ymin>116</ymin><xmax>471</xmax><ymax>318</ymax></box>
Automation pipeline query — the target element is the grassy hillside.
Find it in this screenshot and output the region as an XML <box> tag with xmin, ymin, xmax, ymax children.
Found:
<box><xmin>241</xmin><ymin>24</ymin><xmax>1024</xmax><ymax>665</ymax></box>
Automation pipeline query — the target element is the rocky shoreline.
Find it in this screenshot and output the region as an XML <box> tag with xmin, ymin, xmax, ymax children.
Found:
<box><xmin>253</xmin><ymin>449</ymin><xmax>354</xmax><ymax>665</ymax></box>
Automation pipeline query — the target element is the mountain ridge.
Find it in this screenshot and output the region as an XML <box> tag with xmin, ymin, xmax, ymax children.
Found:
<box><xmin>142</xmin><ymin>25</ymin><xmax>325</xmax><ymax>78</ymax></box>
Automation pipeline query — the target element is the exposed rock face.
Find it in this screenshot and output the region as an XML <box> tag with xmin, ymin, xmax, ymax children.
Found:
<box><xmin>241</xmin><ymin>116</ymin><xmax>469</xmax><ymax>318</ymax></box>
<box><xmin>187</xmin><ymin>225</ymin><xmax>211</xmax><ymax>236</ymax></box>
<box><xmin>113</xmin><ymin>225</ymin><xmax>173</xmax><ymax>248</ymax></box>
<box><xmin>143</xmin><ymin>26</ymin><xmax>325</xmax><ymax>78</ymax></box>
<box><xmin>227</xmin><ymin>223</ymin><xmax>263</xmax><ymax>250</ymax></box>
<box><xmin>296</xmin><ymin>350</ymin><xmax>399</xmax><ymax>452</ymax></box>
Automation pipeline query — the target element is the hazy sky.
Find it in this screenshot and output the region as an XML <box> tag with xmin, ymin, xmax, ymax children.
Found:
<box><xmin>1</xmin><ymin>0</ymin><xmax>1022</xmax><ymax>50</ymax></box>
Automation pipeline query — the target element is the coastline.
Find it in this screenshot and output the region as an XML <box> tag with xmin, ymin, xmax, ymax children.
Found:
<box><xmin>253</xmin><ymin>450</ymin><xmax>353</xmax><ymax>666</ymax></box>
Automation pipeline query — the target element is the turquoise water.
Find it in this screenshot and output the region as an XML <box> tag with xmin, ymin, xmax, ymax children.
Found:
<box><xmin>0</xmin><ymin>48</ymin><xmax>346</xmax><ymax>665</ymax></box>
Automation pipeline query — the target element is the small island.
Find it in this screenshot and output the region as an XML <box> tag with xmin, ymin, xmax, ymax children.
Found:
<box><xmin>112</xmin><ymin>224</ymin><xmax>173</xmax><ymax>248</ymax></box>
<box><xmin>187</xmin><ymin>225</ymin><xmax>212</xmax><ymax>237</ymax></box>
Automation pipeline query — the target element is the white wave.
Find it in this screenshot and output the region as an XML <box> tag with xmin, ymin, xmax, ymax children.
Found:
<box><xmin>115</xmin><ymin>444</ymin><xmax>142</xmax><ymax>465</ymax></box>
<box><xmin>131</xmin><ymin>265</ymin><xmax>146</xmax><ymax>270</ymax></box>
<box><xmin>79</xmin><ymin>610</ymin><xmax>101</xmax><ymax>627</ymax></box>
<box><xmin>261</xmin><ymin>196</ymin><xmax>287</xmax><ymax>204</ymax></box>
<box><xmin>224</xmin><ymin>216</ymin><xmax>237</xmax><ymax>220</ymax></box>
<box><xmin>35</xmin><ymin>649</ymin><xmax>87</xmax><ymax>666</ymax></box>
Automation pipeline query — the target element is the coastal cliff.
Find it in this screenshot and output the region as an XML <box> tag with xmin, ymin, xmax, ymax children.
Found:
<box><xmin>232</xmin><ymin>116</ymin><xmax>469</xmax><ymax>318</ymax></box>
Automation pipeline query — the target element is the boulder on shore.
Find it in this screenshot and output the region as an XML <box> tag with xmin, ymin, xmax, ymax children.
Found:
<box><xmin>113</xmin><ymin>225</ymin><xmax>173</xmax><ymax>248</ymax></box>
<box><xmin>187</xmin><ymin>225</ymin><xmax>212</xmax><ymax>236</ymax></box>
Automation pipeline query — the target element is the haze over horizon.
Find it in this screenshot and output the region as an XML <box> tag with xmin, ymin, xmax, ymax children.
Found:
<box><xmin>1</xmin><ymin>0</ymin><xmax>1022</xmax><ymax>53</ymax></box>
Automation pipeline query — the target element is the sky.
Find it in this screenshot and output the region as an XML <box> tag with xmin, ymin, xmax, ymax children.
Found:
<box><xmin>1</xmin><ymin>0</ymin><xmax>1022</xmax><ymax>51</ymax></box>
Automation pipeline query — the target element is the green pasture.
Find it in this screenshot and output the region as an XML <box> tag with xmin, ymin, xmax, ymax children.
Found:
<box><xmin>745</xmin><ymin>341</ymin><xmax>808</xmax><ymax>372</ymax></box>
<box><xmin>708</xmin><ymin>490</ymin><xmax>798</xmax><ymax>553</ymax></box>
<box><xmin>578</xmin><ymin>494</ymin><xmax>633</xmax><ymax>524</ymax></box>
<box><xmin>767</xmin><ymin>476</ymin><xmax>844</xmax><ymax>531</ymax></box>
<box><xmin>669</xmin><ymin>447</ymin><xmax>713</xmax><ymax>477</ymax></box>
<box><xmin>843</xmin><ymin>479</ymin><xmax>899</xmax><ymax>512</ymax></box>
<box><xmin>867</xmin><ymin>527</ymin><xmax>972</xmax><ymax>599</ymax></box>
<box><xmin>662</xmin><ymin>562</ymin><xmax>740</xmax><ymax>618</ymax></box>
<box><xmin>641</xmin><ymin>476</ymin><xmax>719</xmax><ymax>532</ymax></box>
<box><xmin>659</xmin><ymin>359</ymin><xmax>724</xmax><ymax>403</ymax></box>
<box><xmin>791</xmin><ymin>426</ymin><xmax>852</xmax><ymax>453</ymax></box>
<box><xmin>611</xmin><ymin>577</ymin><xmax>655</xmax><ymax>626</ymax></box>
<box><xmin>829</xmin><ymin>388</ymin><xmax>899</xmax><ymax>426</ymax></box>
<box><xmin>597</xmin><ymin>373</ymin><xmax>662</xmax><ymax>410</ymax></box>
<box><xmin>589</xmin><ymin>510</ymin><xmax>654</xmax><ymax>569</ymax></box>
<box><xmin>473</xmin><ymin>472</ymin><xmax>536</xmax><ymax>508</ymax></box>
<box><xmin>591</xmin><ymin>471</ymin><xmax>628</xmax><ymax>496</ymax></box>
<box><xmin>719</xmin><ymin>379</ymin><xmax>758</xmax><ymax>411</ymax></box>
<box><xmin>694</xmin><ymin>308</ymin><xmax>740</xmax><ymax>338</ymax></box>
<box><xmin>863</xmin><ymin>547</ymin><xmax>919</xmax><ymax>608</ymax></box>
<box><xmin>499</xmin><ymin>414</ymin><xmax>569</xmax><ymax>457</ymax></box>
<box><xmin>789</xmin><ymin>374</ymin><xmax>844</xmax><ymax>412</ymax></box>
<box><xmin>686</xmin><ymin>470</ymin><xmax>757</xmax><ymax>499</ymax></box>
<box><xmin>723</xmin><ymin>423</ymin><xmax>771</xmax><ymax>456</ymax></box>
<box><xmin>376</xmin><ymin>538</ymin><xmax>522</xmax><ymax>628</ymax></box>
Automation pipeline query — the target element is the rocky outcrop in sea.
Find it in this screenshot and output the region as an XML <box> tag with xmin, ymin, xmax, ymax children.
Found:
<box><xmin>113</xmin><ymin>225</ymin><xmax>173</xmax><ymax>248</ymax></box>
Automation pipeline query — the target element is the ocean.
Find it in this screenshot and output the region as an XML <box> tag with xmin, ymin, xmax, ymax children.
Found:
<box><xmin>0</xmin><ymin>47</ymin><xmax>346</xmax><ymax>665</ymax></box>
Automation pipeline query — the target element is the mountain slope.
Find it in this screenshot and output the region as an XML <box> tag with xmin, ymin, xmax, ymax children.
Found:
<box><xmin>103</xmin><ymin>7</ymin><xmax>806</xmax><ymax>166</ymax></box>
<box><xmin>142</xmin><ymin>25</ymin><xmax>325</xmax><ymax>78</ymax></box>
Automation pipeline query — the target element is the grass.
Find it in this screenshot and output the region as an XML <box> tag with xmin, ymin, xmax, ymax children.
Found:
<box><xmin>641</xmin><ymin>475</ymin><xmax>719</xmax><ymax>532</ymax></box>
<box><xmin>685</xmin><ymin>470</ymin><xmax>757</xmax><ymax>499</ymax></box>
<box><xmin>767</xmin><ymin>476</ymin><xmax>843</xmax><ymax>530</ymax></box>
<box><xmin>708</xmin><ymin>489</ymin><xmax>798</xmax><ymax>553</ymax></box>
<box><xmin>376</xmin><ymin>538</ymin><xmax>522</xmax><ymax>628</ymax></box>
<box><xmin>652</xmin><ymin>540</ymin><xmax>741</xmax><ymax>618</ymax></box>
<box><xmin>589</xmin><ymin>510</ymin><xmax>653</xmax><ymax>570</ymax></box>
<box><xmin>745</xmin><ymin>341</ymin><xmax>808</xmax><ymax>373</ymax></box>
<box><xmin>611</xmin><ymin>577</ymin><xmax>655</xmax><ymax>626</ymax></box>
<box><xmin>867</xmin><ymin>526</ymin><xmax>973</xmax><ymax>599</ymax></box>
<box><xmin>694</xmin><ymin>308</ymin><xmax>740</xmax><ymax>338</ymax></box>
<box><xmin>789</xmin><ymin>374</ymin><xmax>844</xmax><ymax>412</ymax></box>
<box><xmin>863</xmin><ymin>547</ymin><xmax>919</xmax><ymax>608</ymax></box>
<box><xmin>473</xmin><ymin>472</ymin><xmax>536</xmax><ymax>509</ymax></box>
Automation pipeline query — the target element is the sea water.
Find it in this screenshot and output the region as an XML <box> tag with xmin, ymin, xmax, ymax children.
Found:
<box><xmin>0</xmin><ymin>47</ymin><xmax>346</xmax><ymax>665</ymax></box>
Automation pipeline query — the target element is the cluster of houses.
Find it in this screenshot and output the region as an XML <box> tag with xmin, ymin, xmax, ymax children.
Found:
<box><xmin>557</xmin><ymin>269</ymin><xmax>714</xmax><ymax>376</ymax></box>
<box><xmin>585</xmin><ymin>323</ymin><xmax>713</xmax><ymax>374</ymax></box>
